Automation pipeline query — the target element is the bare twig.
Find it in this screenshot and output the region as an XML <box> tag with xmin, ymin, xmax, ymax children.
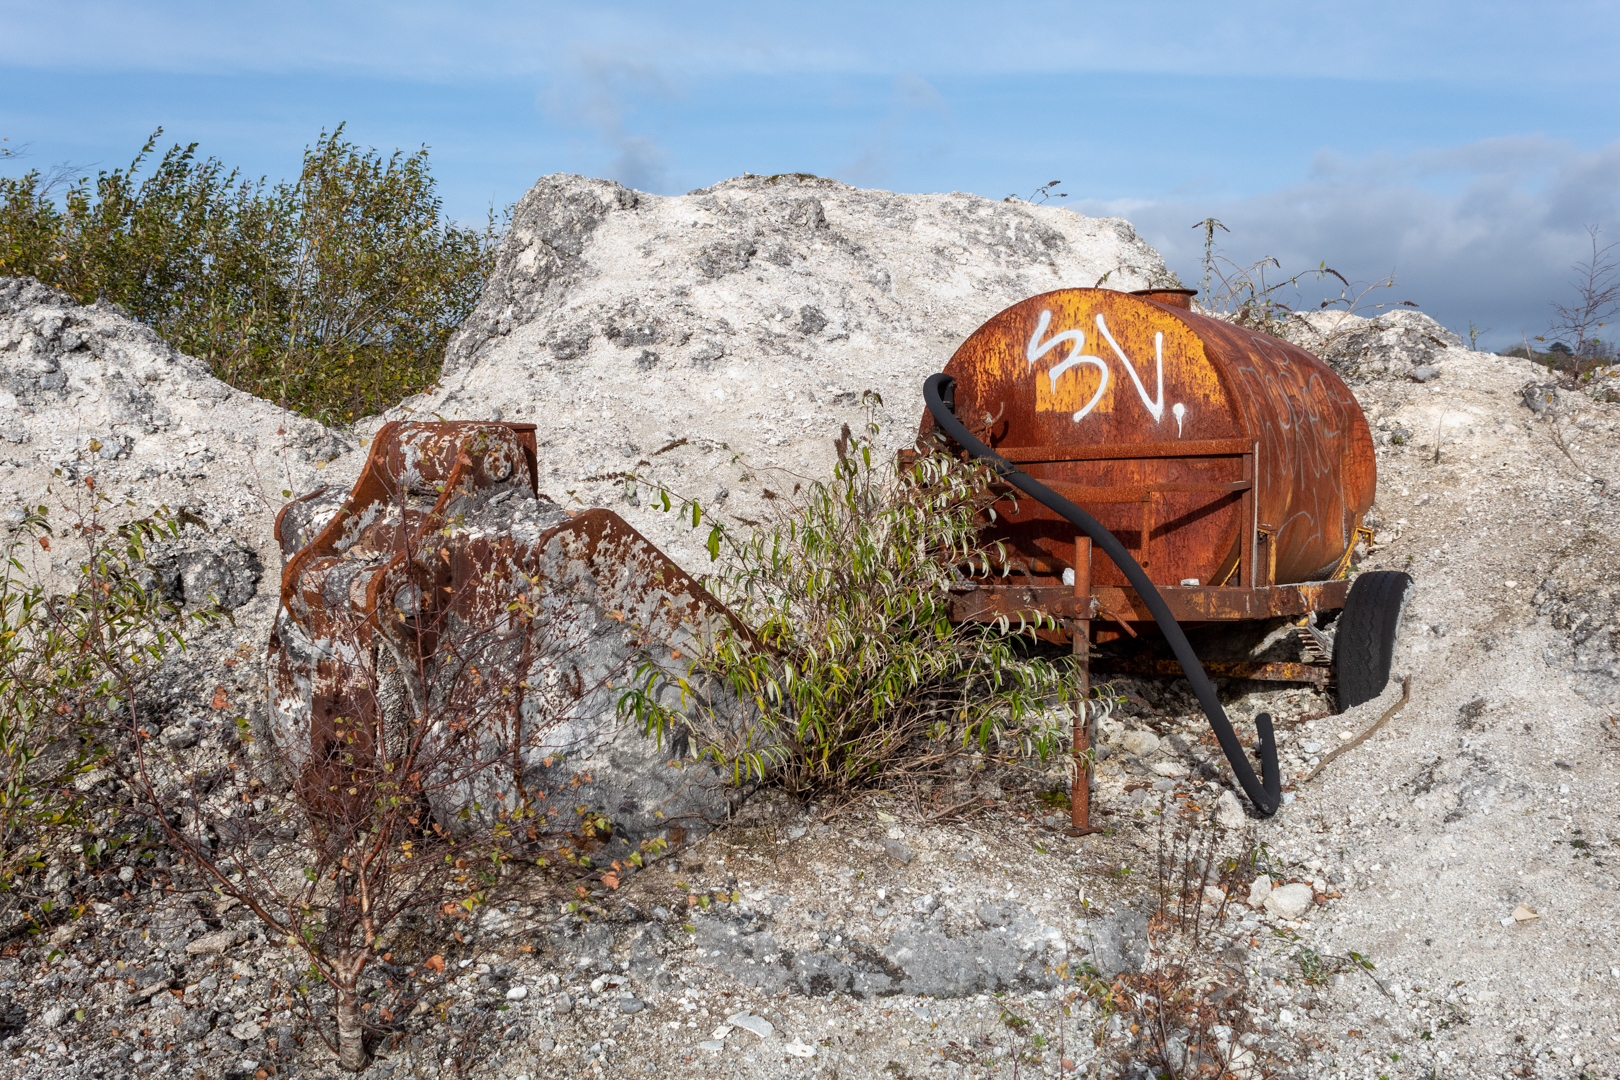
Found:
<box><xmin>1547</xmin><ymin>421</ymin><xmax>1611</xmax><ymax>495</ymax></box>
<box><xmin>1302</xmin><ymin>675</ymin><xmax>1412</xmax><ymax>783</ymax></box>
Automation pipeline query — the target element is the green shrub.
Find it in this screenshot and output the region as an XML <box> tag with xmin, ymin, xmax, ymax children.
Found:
<box><xmin>0</xmin><ymin>126</ymin><xmax>500</xmax><ymax>423</ymax></box>
<box><xmin>0</xmin><ymin>495</ymin><xmax>214</xmax><ymax>897</ymax></box>
<box><xmin>618</xmin><ymin>404</ymin><xmax>1082</xmax><ymax>797</ymax></box>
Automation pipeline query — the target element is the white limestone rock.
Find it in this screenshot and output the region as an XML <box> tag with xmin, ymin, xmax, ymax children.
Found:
<box><xmin>0</xmin><ymin>277</ymin><xmax>354</xmax><ymax>609</ymax></box>
<box><xmin>1262</xmin><ymin>882</ymin><xmax>1315</xmax><ymax>920</ymax></box>
<box><xmin>387</xmin><ymin>173</ymin><xmax>1175</xmax><ymax>572</ymax></box>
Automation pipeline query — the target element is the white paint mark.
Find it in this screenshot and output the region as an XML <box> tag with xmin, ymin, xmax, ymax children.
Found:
<box><xmin>1173</xmin><ymin>402</ymin><xmax>1186</xmax><ymax>437</ymax></box>
<box><xmin>1095</xmin><ymin>317</ymin><xmax>1165</xmax><ymax>422</ymax></box>
<box><xmin>1026</xmin><ymin>310</ymin><xmax>1109</xmax><ymax>422</ymax></box>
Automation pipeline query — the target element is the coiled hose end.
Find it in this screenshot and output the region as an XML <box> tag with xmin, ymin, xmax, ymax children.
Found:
<box><xmin>1256</xmin><ymin>711</ymin><xmax>1280</xmax><ymax>801</ymax></box>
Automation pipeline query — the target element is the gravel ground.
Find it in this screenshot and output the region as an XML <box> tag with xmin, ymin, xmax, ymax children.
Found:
<box><xmin>1265</xmin><ymin>347</ymin><xmax>1620</xmax><ymax>1079</ymax></box>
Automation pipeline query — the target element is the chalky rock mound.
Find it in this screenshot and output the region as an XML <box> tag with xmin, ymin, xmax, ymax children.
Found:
<box><xmin>388</xmin><ymin>173</ymin><xmax>1174</xmax><ymax>570</ymax></box>
<box><xmin>1289</xmin><ymin>307</ymin><xmax>1467</xmax><ymax>381</ymax></box>
<box><xmin>0</xmin><ymin>276</ymin><xmax>353</xmax><ymax>603</ymax></box>
<box><xmin>0</xmin><ymin>277</ymin><xmax>359</xmax><ymax>769</ymax></box>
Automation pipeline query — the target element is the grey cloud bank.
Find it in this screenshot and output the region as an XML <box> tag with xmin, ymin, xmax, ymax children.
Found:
<box><xmin>1100</xmin><ymin>136</ymin><xmax>1620</xmax><ymax>352</ymax></box>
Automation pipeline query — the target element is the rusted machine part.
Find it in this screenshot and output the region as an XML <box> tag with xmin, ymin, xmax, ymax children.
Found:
<box><xmin>268</xmin><ymin>420</ymin><xmax>741</xmax><ymax>853</ymax></box>
<box><xmin>919</xmin><ymin>287</ymin><xmax>1376</xmax><ymax>599</ymax></box>
<box><xmin>1092</xmin><ymin>657</ymin><xmax>1332</xmax><ymax>689</ymax></box>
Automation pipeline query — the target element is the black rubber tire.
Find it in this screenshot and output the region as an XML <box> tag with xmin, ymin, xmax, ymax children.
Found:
<box><xmin>1334</xmin><ymin>570</ymin><xmax>1414</xmax><ymax>710</ymax></box>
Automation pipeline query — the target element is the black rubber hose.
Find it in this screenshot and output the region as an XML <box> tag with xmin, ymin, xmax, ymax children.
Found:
<box><xmin>924</xmin><ymin>373</ymin><xmax>1282</xmax><ymax>817</ymax></box>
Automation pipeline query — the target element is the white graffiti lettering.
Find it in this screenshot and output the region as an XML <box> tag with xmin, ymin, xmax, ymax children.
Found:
<box><xmin>1095</xmin><ymin>316</ymin><xmax>1165</xmax><ymax>423</ymax></box>
<box><xmin>1029</xmin><ymin>310</ymin><xmax>1189</xmax><ymax>432</ymax></box>
<box><xmin>1027</xmin><ymin>309</ymin><xmax>1109</xmax><ymax>422</ymax></box>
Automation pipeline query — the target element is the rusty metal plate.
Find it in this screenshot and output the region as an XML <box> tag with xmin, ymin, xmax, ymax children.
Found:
<box><xmin>268</xmin><ymin>421</ymin><xmax>741</xmax><ymax>851</ymax></box>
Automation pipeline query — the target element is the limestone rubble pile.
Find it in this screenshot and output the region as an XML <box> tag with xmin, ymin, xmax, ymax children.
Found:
<box><xmin>0</xmin><ymin>276</ymin><xmax>353</xmax><ymax>602</ymax></box>
<box><xmin>1290</xmin><ymin>306</ymin><xmax>1467</xmax><ymax>379</ymax></box>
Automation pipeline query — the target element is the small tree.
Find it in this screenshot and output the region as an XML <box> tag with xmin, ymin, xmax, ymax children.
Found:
<box><xmin>78</xmin><ymin>487</ymin><xmax>640</xmax><ymax>1070</ymax></box>
<box><xmin>0</xmin><ymin>494</ymin><xmax>216</xmax><ymax>906</ymax></box>
<box><xmin>1548</xmin><ymin>224</ymin><xmax>1619</xmax><ymax>374</ymax></box>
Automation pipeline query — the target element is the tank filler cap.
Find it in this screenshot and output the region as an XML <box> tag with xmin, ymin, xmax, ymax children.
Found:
<box><xmin>1128</xmin><ymin>287</ymin><xmax>1198</xmax><ymax>310</ymax></box>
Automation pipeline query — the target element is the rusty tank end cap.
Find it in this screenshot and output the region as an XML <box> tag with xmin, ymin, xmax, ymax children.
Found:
<box><xmin>1128</xmin><ymin>287</ymin><xmax>1198</xmax><ymax>310</ymax></box>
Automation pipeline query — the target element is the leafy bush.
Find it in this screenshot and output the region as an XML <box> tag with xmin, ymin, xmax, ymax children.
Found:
<box><xmin>619</xmin><ymin>403</ymin><xmax>1082</xmax><ymax>797</ymax></box>
<box><xmin>0</xmin><ymin>126</ymin><xmax>499</xmax><ymax>423</ymax></box>
<box><xmin>0</xmin><ymin>496</ymin><xmax>212</xmax><ymax>897</ymax></box>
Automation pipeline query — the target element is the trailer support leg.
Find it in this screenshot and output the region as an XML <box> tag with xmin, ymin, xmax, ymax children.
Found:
<box><xmin>1069</xmin><ymin>536</ymin><xmax>1103</xmax><ymax>836</ymax></box>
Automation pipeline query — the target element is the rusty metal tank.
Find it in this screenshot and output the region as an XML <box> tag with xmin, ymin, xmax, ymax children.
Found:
<box><xmin>921</xmin><ymin>287</ymin><xmax>1376</xmax><ymax>594</ymax></box>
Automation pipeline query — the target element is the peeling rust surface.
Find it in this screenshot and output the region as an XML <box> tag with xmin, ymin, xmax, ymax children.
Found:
<box><xmin>921</xmin><ymin>288</ymin><xmax>1375</xmax><ymax>631</ymax></box>
<box><xmin>268</xmin><ymin>421</ymin><xmax>740</xmax><ymax>850</ymax></box>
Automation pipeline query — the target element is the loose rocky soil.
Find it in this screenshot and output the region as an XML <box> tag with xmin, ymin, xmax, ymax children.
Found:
<box><xmin>1</xmin><ymin>174</ymin><xmax>1618</xmax><ymax>1080</ymax></box>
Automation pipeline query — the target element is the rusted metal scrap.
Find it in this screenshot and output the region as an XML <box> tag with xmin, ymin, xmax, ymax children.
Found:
<box><xmin>269</xmin><ymin>420</ymin><xmax>740</xmax><ymax>862</ymax></box>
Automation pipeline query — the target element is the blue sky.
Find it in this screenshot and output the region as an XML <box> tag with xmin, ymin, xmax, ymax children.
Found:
<box><xmin>3</xmin><ymin>1</ymin><xmax>1618</xmax><ymax>350</ymax></box>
